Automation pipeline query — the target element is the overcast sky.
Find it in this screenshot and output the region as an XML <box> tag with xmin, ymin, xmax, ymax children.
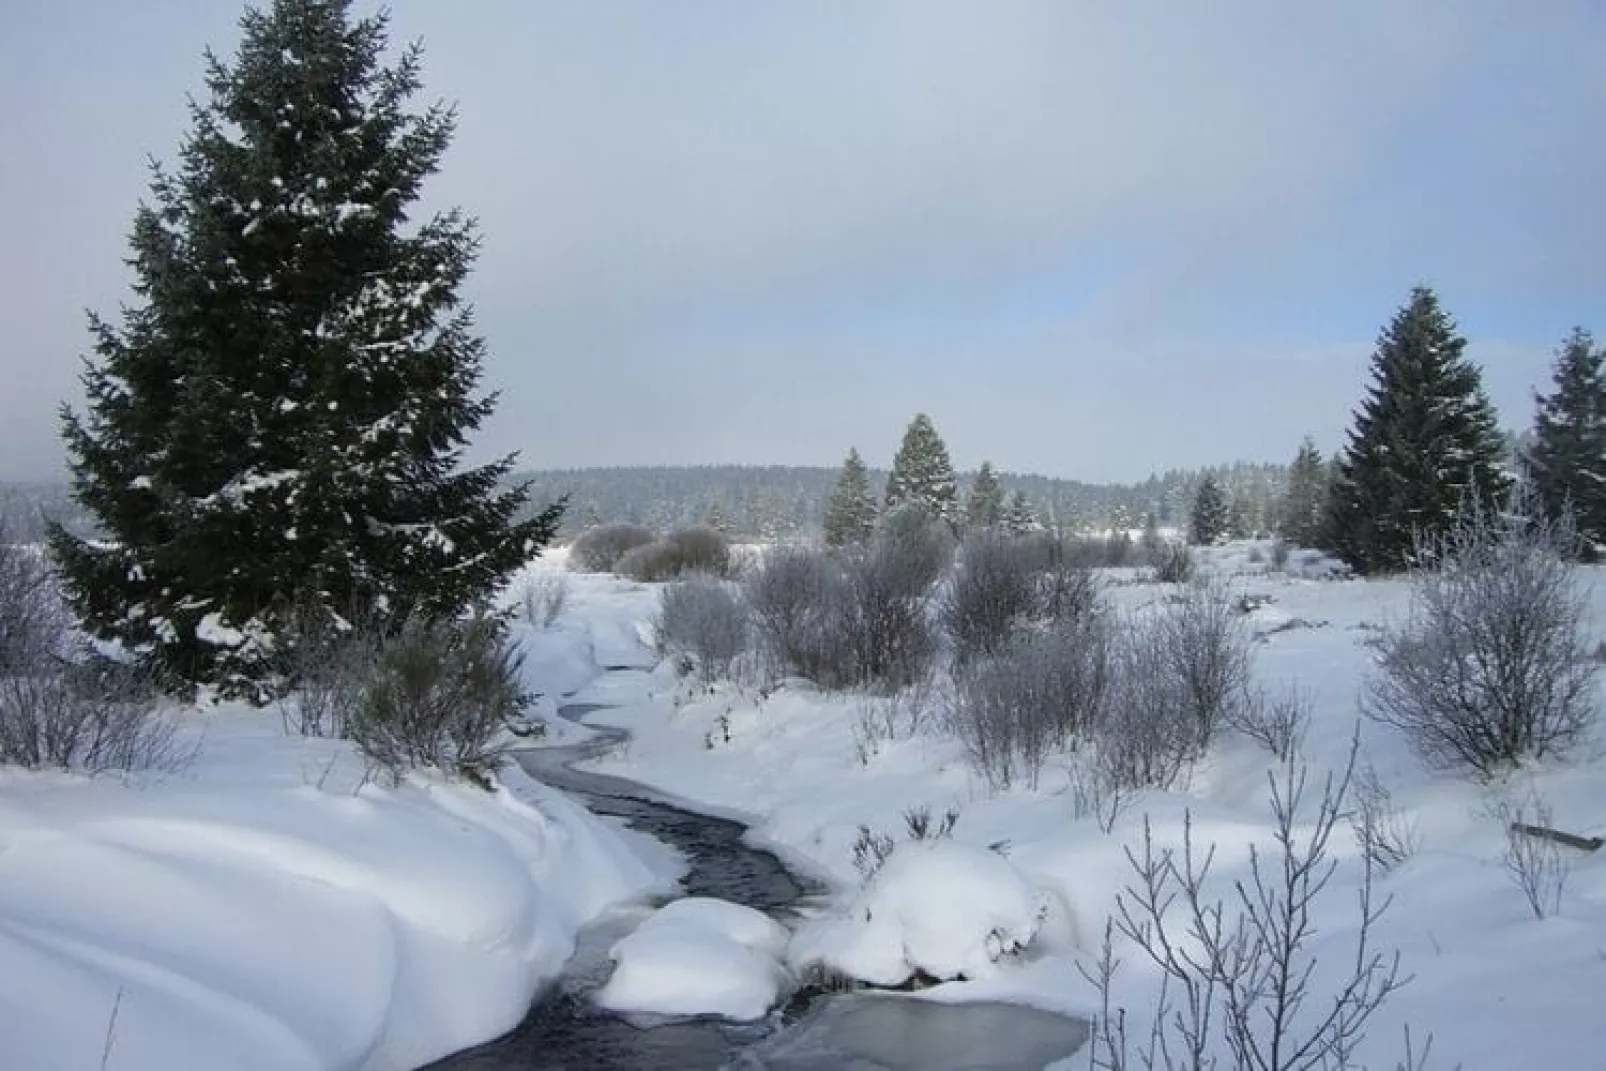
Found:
<box><xmin>3</xmin><ymin>2</ymin><xmax>1605</xmax><ymax>483</ymax></box>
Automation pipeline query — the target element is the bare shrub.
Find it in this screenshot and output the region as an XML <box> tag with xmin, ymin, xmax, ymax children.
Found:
<box><xmin>618</xmin><ymin>526</ymin><xmax>732</xmax><ymax>582</ymax></box>
<box><xmin>744</xmin><ymin>545</ymin><xmax>855</xmax><ymax>687</ymax></box>
<box><xmin>941</xmin><ymin>531</ymin><xmax>1041</xmax><ymax>663</ymax></box>
<box><xmin>0</xmin><ymin>658</ymin><xmax>183</xmax><ymax>773</ymax></box>
<box><xmin>1163</xmin><ymin>577</ymin><xmax>1255</xmax><ymax>741</ymax></box>
<box><xmin>853</xmin><ymin>678</ymin><xmax>943</xmax><ymax>762</ymax></box>
<box><xmin>516</xmin><ymin>572</ymin><xmax>569</xmax><ymax>629</ymax></box>
<box><xmin>873</xmin><ymin>504</ymin><xmax>954</xmax><ymax>597</ymax></box>
<box><xmin>1020</xmin><ymin>533</ymin><xmax>1104</xmax><ymax>625</ymax></box>
<box><xmin>1095</xmin><ymin>617</ymin><xmax>1204</xmax><ymax>792</ymax></box>
<box><xmin>568</xmin><ymin>523</ymin><xmax>656</xmax><ymax>573</ymax></box>
<box><xmin>949</xmin><ymin>618</ymin><xmax>1113</xmax><ymax>790</ymax></box>
<box><xmin>851</xmin><ymin>804</ymin><xmax>960</xmax><ymax>881</ymax></box>
<box><xmin>1229</xmin><ymin>684</ymin><xmax>1312</xmax><ymax>762</ymax></box>
<box><xmin>656</xmin><ymin>575</ymin><xmax>750</xmax><ymax>683</ymax></box>
<box><xmin>1350</xmin><ymin>762</ymin><xmax>1420</xmax><ymax>875</ymax></box>
<box><xmin>838</xmin><ymin>543</ymin><xmax>939</xmax><ymax>693</ymax></box>
<box><xmin>0</xmin><ymin>525</ymin><xmax>67</xmax><ymax>673</ymax></box>
<box><xmin>1151</xmin><ymin>541</ymin><xmax>1196</xmax><ymax>584</ymax></box>
<box><xmin>1083</xmin><ymin>746</ymin><xmax>1412</xmax><ymax>1070</ymax></box>
<box><xmin>1270</xmin><ymin>539</ymin><xmax>1292</xmax><ymax>571</ymax></box>
<box><xmin>1496</xmin><ymin>791</ymin><xmax>1572</xmax><ymax>920</ymax></box>
<box><xmin>348</xmin><ymin>614</ymin><xmax>528</xmax><ymax>786</ymax></box>
<box><xmin>1365</xmin><ymin>497</ymin><xmax>1597</xmax><ymax>777</ymax></box>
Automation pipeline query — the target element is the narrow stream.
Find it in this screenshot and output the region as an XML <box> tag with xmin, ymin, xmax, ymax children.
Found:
<box><xmin>429</xmin><ymin>676</ymin><xmax>1088</xmax><ymax>1070</ymax></box>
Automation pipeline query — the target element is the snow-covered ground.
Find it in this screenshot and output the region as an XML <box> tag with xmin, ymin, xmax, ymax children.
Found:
<box><xmin>0</xmin><ymin>554</ymin><xmax>673</xmax><ymax>1071</ymax></box>
<box><xmin>555</xmin><ymin>544</ymin><xmax>1606</xmax><ymax>1070</ymax></box>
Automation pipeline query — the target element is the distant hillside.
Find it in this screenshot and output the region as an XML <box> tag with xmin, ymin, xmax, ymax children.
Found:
<box><xmin>3</xmin><ymin>461</ymin><xmax>1289</xmax><ymax>545</ymax></box>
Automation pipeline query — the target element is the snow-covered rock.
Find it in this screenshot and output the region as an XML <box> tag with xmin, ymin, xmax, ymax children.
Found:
<box><xmin>595</xmin><ymin>896</ymin><xmax>792</xmax><ymax>1021</ymax></box>
<box><xmin>788</xmin><ymin>841</ymin><xmax>1051</xmax><ymax>987</ymax></box>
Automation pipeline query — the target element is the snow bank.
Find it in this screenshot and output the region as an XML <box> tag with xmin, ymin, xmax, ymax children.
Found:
<box><xmin>789</xmin><ymin>841</ymin><xmax>1051</xmax><ymax>987</ymax></box>
<box><xmin>0</xmin><ymin>708</ymin><xmax>660</xmax><ymax>1071</ymax></box>
<box><xmin>595</xmin><ymin>897</ymin><xmax>792</xmax><ymax>1021</ymax></box>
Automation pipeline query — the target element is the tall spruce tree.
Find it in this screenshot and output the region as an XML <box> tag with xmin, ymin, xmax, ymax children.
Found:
<box><xmin>50</xmin><ymin>0</ymin><xmax>559</xmax><ymax>699</ymax></box>
<box><xmin>822</xmin><ymin>447</ymin><xmax>877</xmax><ymax>547</ymax></box>
<box><xmin>1324</xmin><ymin>287</ymin><xmax>1509</xmax><ymax>574</ymax></box>
<box><xmin>884</xmin><ymin>413</ymin><xmax>958</xmax><ymax>525</ymax></box>
<box><xmin>1527</xmin><ymin>327</ymin><xmax>1606</xmax><ymax>547</ymax></box>
<box><xmin>1278</xmin><ymin>437</ymin><xmax>1329</xmax><ymax>547</ymax></box>
<box><xmin>1188</xmin><ymin>475</ymin><xmax>1229</xmax><ymax>545</ymax></box>
<box><xmin>964</xmin><ymin>460</ymin><xmax>1004</xmax><ymax>531</ymax></box>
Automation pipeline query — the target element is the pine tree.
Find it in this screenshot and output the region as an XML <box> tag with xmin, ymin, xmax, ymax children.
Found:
<box><xmin>1527</xmin><ymin>327</ymin><xmax>1606</xmax><ymax>547</ymax></box>
<box><xmin>1277</xmin><ymin>438</ymin><xmax>1329</xmax><ymax>547</ymax></box>
<box><xmin>1325</xmin><ymin>287</ymin><xmax>1510</xmax><ymax>574</ymax></box>
<box><xmin>822</xmin><ymin>447</ymin><xmax>877</xmax><ymax>547</ymax></box>
<box><xmin>884</xmin><ymin>413</ymin><xmax>958</xmax><ymax>525</ymax></box>
<box><xmin>1003</xmin><ymin>489</ymin><xmax>1037</xmax><ymax>535</ymax></box>
<box><xmin>964</xmin><ymin>461</ymin><xmax>1004</xmax><ymax>531</ymax></box>
<box><xmin>1188</xmin><ymin>476</ymin><xmax>1229</xmax><ymax>545</ymax></box>
<box><xmin>50</xmin><ymin>0</ymin><xmax>559</xmax><ymax>699</ymax></box>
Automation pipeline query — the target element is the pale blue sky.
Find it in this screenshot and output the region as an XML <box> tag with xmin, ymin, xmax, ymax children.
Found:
<box><xmin>3</xmin><ymin>1</ymin><xmax>1604</xmax><ymax>481</ymax></box>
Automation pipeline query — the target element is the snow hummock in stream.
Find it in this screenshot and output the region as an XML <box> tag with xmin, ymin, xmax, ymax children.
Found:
<box><xmin>789</xmin><ymin>841</ymin><xmax>1055</xmax><ymax>987</ymax></box>
<box><xmin>595</xmin><ymin>896</ymin><xmax>792</xmax><ymax>1021</ymax></box>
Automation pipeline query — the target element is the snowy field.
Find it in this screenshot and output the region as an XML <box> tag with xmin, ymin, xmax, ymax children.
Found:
<box><xmin>552</xmin><ymin>545</ymin><xmax>1606</xmax><ymax>1071</ymax></box>
<box><xmin>5</xmin><ymin>542</ymin><xmax>1606</xmax><ymax>1069</ymax></box>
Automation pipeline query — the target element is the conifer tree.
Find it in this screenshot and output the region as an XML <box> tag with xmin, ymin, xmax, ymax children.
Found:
<box><xmin>964</xmin><ymin>461</ymin><xmax>1004</xmax><ymax>531</ymax></box>
<box><xmin>1002</xmin><ymin>489</ymin><xmax>1037</xmax><ymax>535</ymax></box>
<box><xmin>1325</xmin><ymin>287</ymin><xmax>1509</xmax><ymax>574</ymax></box>
<box><xmin>822</xmin><ymin>447</ymin><xmax>877</xmax><ymax>547</ymax></box>
<box><xmin>1188</xmin><ymin>475</ymin><xmax>1229</xmax><ymax>545</ymax></box>
<box><xmin>1278</xmin><ymin>437</ymin><xmax>1329</xmax><ymax>547</ymax></box>
<box><xmin>50</xmin><ymin>0</ymin><xmax>559</xmax><ymax>699</ymax></box>
<box><xmin>884</xmin><ymin>413</ymin><xmax>958</xmax><ymax>525</ymax></box>
<box><xmin>1527</xmin><ymin>327</ymin><xmax>1606</xmax><ymax>548</ymax></box>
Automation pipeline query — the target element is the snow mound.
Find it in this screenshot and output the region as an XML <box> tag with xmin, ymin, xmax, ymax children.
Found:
<box><xmin>789</xmin><ymin>841</ymin><xmax>1050</xmax><ymax>987</ymax></box>
<box><xmin>595</xmin><ymin>896</ymin><xmax>792</xmax><ymax>1021</ymax></box>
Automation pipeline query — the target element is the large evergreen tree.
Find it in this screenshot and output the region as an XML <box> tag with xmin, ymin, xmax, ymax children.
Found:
<box><xmin>884</xmin><ymin>413</ymin><xmax>958</xmax><ymax>524</ymax></box>
<box><xmin>964</xmin><ymin>460</ymin><xmax>1004</xmax><ymax>531</ymax></box>
<box><xmin>1527</xmin><ymin>327</ymin><xmax>1606</xmax><ymax>547</ymax></box>
<box><xmin>1324</xmin><ymin>287</ymin><xmax>1509</xmax><ymax>574</ymax></box>
<box><xmin>822</xmin><ymin>447</ymin><xmax>877</xmax><ymax>547</ymax></box>
<box><xmin>1277</xmin><ymin>437</ymin><xmax>1329</xmax><ymax>547</ymax></box>
<box><xmin>1188</xmin><ymin>475</ymin><xmax>1229</xmax><ymax>545</ymax></box>
<box><xmin>50</xmin><ymin>0</ymin><xmax>559</xmax><ymax>699</ymax></box>
<box><xmin>1002</xmin><ymin>489</ymin><xmax>1037</xmax><ymax>536</ymax></box>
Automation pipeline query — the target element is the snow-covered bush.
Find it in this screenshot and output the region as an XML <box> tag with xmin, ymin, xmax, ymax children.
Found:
<box><xmin>568</xmin><ymin>523</ymin><xmax>655</xmax><ymax>573</ymax></box>
<box><xmin>1365</xmin><ymin>498</ymin><xmax>1597</xmax><ymax>776</ymax></box>
<box><xmin>1156</xmin><ymin>577</ymin><xmax>1255</xmax><ymax>741</ymax></box>
<box><xmin>872</xmin><ymin>503</ymin><xmax>953</xmax><ymax>597</ymax></box>
<box><xmin>0</xmin><ymin>524</ymin><xmax>65</xmax><ymax>673</ymax></box>
<box><xmin>950</xmin><ymin>620</ymin><xmax>1112</xmax><ymax>790</ymax></box>
<box><xmin>941</xmin><ymin>531</ymin><xmax>1041</xmax><ymax>663</ymax></box>
<box><xmin>791</xmin><ymin>840</ymin><xmax>1050</xmax><ymax>987</ymax></box>
<box><xmin>1150</xmin><ymin>541</ymin><xmax>1196</xmax><ymax>584</ymax></box>
<box><xmin>656</xmin><ymin>575</ymin><xmax>750</xmax><ymax>683</ymax></box>
<box><xmin>347</xmin><ymin>614</ymin><xmax>527</xmax><ymax>786</ymax></box>
<box><xmin>618</xmin><ymin>526</ymin><xmax>731</xmax><ymax>582</ymax></box>
<box><xmin>1095</xmin><ymin>617</ymin><xmax>1205</xmax><ymax>791</ymax></box>
<box><xmin>839</xmin><ymin>541</ymin><xmax>939</xmax><ymax>694</ymax></box>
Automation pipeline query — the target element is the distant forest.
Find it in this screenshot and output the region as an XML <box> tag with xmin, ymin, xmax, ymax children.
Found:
<box><xmin>1</xmin><ymin>462</ymin><xmax>1289</xmax><ymax>545</ymax></box>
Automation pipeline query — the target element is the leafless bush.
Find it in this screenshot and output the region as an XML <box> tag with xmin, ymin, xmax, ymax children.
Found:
<box><xmin>347</xmin><ymin>614</ymin><xmax>528</xmax><ymax>787</ymax></box>
<box><xmin>618</xmin><ymin>526</ymin><xmax>732</xmax><ymax>582</ymax></box>
<box><xmin>516</xmin><ymin>572</ymin><xmax>569</xmax><ymax>629</ymax></box>
<box><xmin>942</xmin><ymin>531</ymin><xmax>1041</xmax><ymax>663</ymax></box>
<box><xmin>744</xmin><ymin>545</ymin><xmax>856</xmax><ymax>686</ymax></box>
<box><xmin>656</xmin><ymin>575</ymin><xmax>750</xmax><ymax>683</ymax></box>
<box><xmin>1365</xmin><ymin>498</ymin><xmax>1596</xmax><ymax>777</ymax></box>
<box><xmin>1151</xmin><ymin>542</ymin><xmax>1196</xmax><ymax>584</ymax></box>
<box><xmin>1495</xmin><ymin>791</ymin><xmax>1572</xmax><ymax>920</ymax></box>
<box><xmin>1161</xmin><ymin>578</ymin><xmax>1255</xmax><ymax>741</ymax></box>
<box><xmin>568</xmin><ymin>523</ymin><xmax>655</xmax><ymax>573</ymax></box>
<box><xmin>0</xmin><ymin>658</ymin><xmax>183</xmax><ymax>773</ymax></box>
<box><xmin>838</xmin><ymin>542</ymin><xmax>939</xmax><ymax>694</ymax></box>
<box><xmin>0</xmin><ymin>525</ymin><xmax>68</xmax><ymax>673</ymax></box>
<box><xmin>949</xmin><ymin>619</ymin><xmax>1113</xmax><ymax>790</ymax></box>
<box><xmin>1019</xmin><ymin>533</ymin><xmax>1104</xmax><ymax>625</ymax></box>
<box><xmin>851</xmin><ymin>804</ymin><xmax>960</xmax><ymax>881</ymax></box>
<box><xmin>1350</xmin><ymin>762</ymin><xmax>1420</xmax><ymax>875</ymax></box>
<box><xmin>1082</xmin><ymin>746</ymin><xmax>1412</xmax><ymax>1070</ymax></box>
<box><xmin>1228</xmin><ymin>684</ymin><xmax>1312</xmax><ymax>763</ymax></box>
<box><xmin>1095</xmin><ymin>618</ymin><xmax>1204</xmax><ymax>793</ymax></box>
<box><xmin>873</xmin><ymin>504</ymin><xmax>954</xmax><ymax>597</ymax></box>
<box><xmin>853</xmin><ymin>678</ymin><xmax>943</xmax><ymax>762</ymax></box>
<box><xmin>1270</xmin><ymin>539</ymin><xmax>1293</xmax><ymax>571</ymax></box>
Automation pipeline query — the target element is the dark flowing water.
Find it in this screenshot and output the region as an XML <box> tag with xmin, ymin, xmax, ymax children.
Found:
<box><xmin>428</xmin><ymin>684</ymin><xmax>1088</xmax><ymax>1071</ymax></box>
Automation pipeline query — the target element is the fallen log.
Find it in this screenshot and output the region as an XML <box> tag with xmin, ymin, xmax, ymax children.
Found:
<box><xmin>1509</xmin><ymin>823</ymin><xmax>1604</xmax><ymax>852</ymax></box>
